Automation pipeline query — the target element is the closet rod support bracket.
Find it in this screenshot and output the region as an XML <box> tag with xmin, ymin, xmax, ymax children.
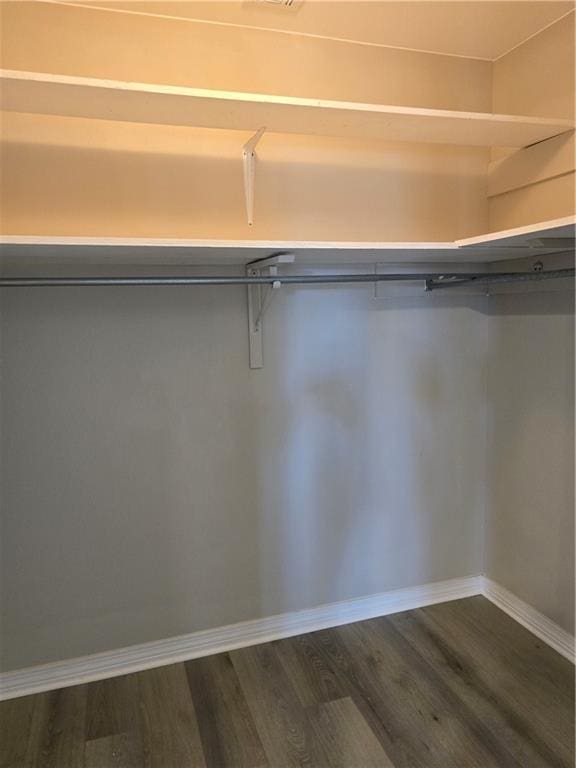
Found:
<box><xmin>246</xmin><ymin>251</ymin><xmax>295</xmax><ymax>369</ymax></box>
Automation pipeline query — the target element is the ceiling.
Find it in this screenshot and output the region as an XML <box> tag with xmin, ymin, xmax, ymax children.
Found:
<box><xmin>63</xmin><ymin>1</ymin><xmax>575</xmax><ymax>60</ymax></box>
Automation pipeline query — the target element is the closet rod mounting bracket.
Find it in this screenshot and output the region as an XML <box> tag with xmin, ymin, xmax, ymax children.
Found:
<box><xmin>246</xmin><ymin>251</ymin><xmax>295</xmax><ymax>369</ymax></box>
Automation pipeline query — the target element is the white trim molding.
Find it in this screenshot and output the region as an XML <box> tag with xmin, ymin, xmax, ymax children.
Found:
<box><xmin>2</xmin><ymin>574</ymin><xmax>573</xmax><ymax>701</ymax></box>
<box><xmin>0</xmin><ymin>575</ymin><xmax>480</xmax><ymax>701</ymax></box>
<box><xmin>482</xmin><ymin>577</ymin><xmax>575</xmax><ymax>663</ymax></box>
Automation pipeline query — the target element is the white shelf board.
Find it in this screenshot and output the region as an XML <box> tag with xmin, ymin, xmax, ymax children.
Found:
<box><xmin>1</xmin><ymin>69</ymin><xmax>573</xmax><ymax>148</ymax></box>
<box><xmin>0</xmin><ymin>238</ymin><xmax>459</xmax><ymax>267</ymax></box>
<box><xmin>456</xmin><ymin>215</ymin><xmax>576</xmax><ymax>249</ymax></box>
<box><xmin>1</xmin><ymin>218</ymin><xmax>573</xmax><ymax>269</ymax></box>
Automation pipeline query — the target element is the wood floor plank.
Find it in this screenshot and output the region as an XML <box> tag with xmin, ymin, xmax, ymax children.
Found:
<box><xmin>364</xmin><ymin>615</ymin><xmax>532</xmax><ymax>767</ymax></box>
<box><xmin>85</xmin><ymin>673</ymin><xmax>140</xmax><ymax>741</ymax></box>
<box><xmin>185</xmin><ymin>653</ymin><xmax>268</xmax><ymax>768</ymax></box>
<box><xmin>297</xmin><ymin>626</ymin><xmax>432</xmax><ymax>768</ymax></box>
<box><xmin>337</xmin><ymin>618</ymin><xmax>512</xmax><ymax>768</ymax></box>
<box><xmin>138</xmin><ymin>664</ymin><xmax>207</xmax><ymax>768</ymax></box>
<box><xmin>84</xmin><ymin>732</ymin><xmax>142</xmax><ymax>768</ymax></box>
<box><xmin>26</xmin><ymin>685</ymin><xmax>87</xmax><ymax>768</ymax></box>
<box><xmin>421</xmin><ymin>598</ymin><xmax>574</xmax><ymax>767</ymax></box>
<box><xmin>2</xmin><ymin>598</ymin><xmax>573</xmax><ymax>768</ymax></box>
<box><xmin>390</xmin><ymin>605</ymin><xmax>569</xmax><ymax>768</ymax></box>
<box><xmin>230</xmin><ymin>642</ymin><xmax>332</xmax><ymax>768</ymax></box>
<box><xmin>274</xmin><ymin>633</ymin><xmax>350</xmax><ymax>708</ymax></box>
<box><xmin>308</xmin><ymin>696</ymin><xmax>396</xmax><ymax>768</ymax></box>
<box><xmin>440</xmin><ymin>596</ymin><xmax>574</xmax><ymax>703</ymax></box>
<box><xmin>0</xmin><ymin>695</ymin><xmax>36</xmax><ymax>768</ymax></box>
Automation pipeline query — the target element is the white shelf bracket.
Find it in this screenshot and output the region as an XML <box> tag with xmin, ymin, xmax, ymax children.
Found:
<box><xmin>242</xmin><ymin>127</ymin><xmax>266</xmax><ymax>226</ymax></box>
<box><xmin>254</xmin><ymin>275</ymin><xmax>281</xmax><ymax>332</ymax></box>
<box><xmin>246</xmin><ymin>251</ymin><xmax>295</xmax><ymax>369</ymax></box>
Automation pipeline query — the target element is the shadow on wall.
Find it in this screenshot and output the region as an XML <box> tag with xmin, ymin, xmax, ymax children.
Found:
<box><xmin>251</xmin><ymin>285</ymin><xmax>488</xmax><ymax>620</ymax></box>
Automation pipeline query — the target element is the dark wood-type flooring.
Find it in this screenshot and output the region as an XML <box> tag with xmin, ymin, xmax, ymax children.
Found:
<box><xmin>1</xmin><ymin>596</ymin><xmax>574</xmax><ymax>767</ymax></box>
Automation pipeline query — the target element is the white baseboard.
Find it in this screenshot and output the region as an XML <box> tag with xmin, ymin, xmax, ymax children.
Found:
<box><xmin>2</xmin><ymin>573</ymin><xmax>573</xmax><ymax>701</ymax></box>
<box><xmin>482</xmin><ymin>577</ymin><xmax>575</xmax><ymax>663</ymax></box>
<box><xmin>0</xmin><ymin>575</ymin><xmax>480</xmax><ymax>701</ymax></box>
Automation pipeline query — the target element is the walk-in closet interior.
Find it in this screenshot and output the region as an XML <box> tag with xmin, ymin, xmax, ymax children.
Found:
<box><xmin>0</xmin><ymin>2</ymin><xmax>574</xmax><ymax>766</ymax></box>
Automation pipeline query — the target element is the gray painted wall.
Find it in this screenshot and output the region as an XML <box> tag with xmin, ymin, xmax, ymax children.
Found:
<box><xmin>0</xmin><ymin>285</ymin><xmax>488</xmax><ymax>670</ymax></box>
<box><xmin>485</xmin><ymin>291</ymin><xmax>575</xmax><ymax>634</ymax></box>
<box><xmin>1</xmin><ymin>283</ymin><xmax>573</xmax><ymax>671</ymax></box>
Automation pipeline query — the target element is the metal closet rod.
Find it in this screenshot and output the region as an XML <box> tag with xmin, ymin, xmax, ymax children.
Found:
<box><xmin>426</xmin><ymin>267</ymin><xmax>575</xmax><ymax>291</ymax></box>
<box><xmin>0</xmin><ymin>268</ymin><xmax>573</xmax><ymax>288</ymax></box>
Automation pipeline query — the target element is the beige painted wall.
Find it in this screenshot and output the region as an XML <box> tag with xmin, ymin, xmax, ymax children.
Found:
<box><xmin>489</xmin><ymin>12</ymin><xmax>575</xmax><ymax>231</ymax></box>
<box><xmin>485</xmin><ymin>291</ymin><xmax>575</xmax><ymax>634</ymax></box>
<box><xmin>0</xmin><ymin>1</ymin><xmax>494</xmax><ymax>242</ymax></box>
<box><xmin>0</xmin><ymin>286</ymin><xmax>488</xmax><ymax>670</ymax></box>
<box><xmin>488</xmin><ymin>174</ymin><xmax>575</xmax><ymax>234</ymax></box>
<box><xmin>0</xmin><ymin>112</ymin><xmax>488</xmax><ymax>241</ymax></box>
<box><xmin>0</xmin><ymin>1</ymin><xmax>492</xmax><ymax>112</ymax></box>
<box><xmin>65</xmin><ymin>1</ymin><xmax>576</xmax><ymax>61</ymax></box>
<box><xmin>2</xmin><ymin>2</ymin><xmax>574</xmax><ymax>241</ymax></box>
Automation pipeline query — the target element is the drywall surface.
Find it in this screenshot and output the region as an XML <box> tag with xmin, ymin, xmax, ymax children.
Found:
<box><xmin>485</xmin><ymin>290</ymin><xmax>575</xmax><ymax>634</ymax></box>
<box><xmin>0</xmin><ymin>1</ymin><xmax>491</xmax><ymax>243</ymax></box>
<box><xmin>489</xmin><ymin>12</ymin><xmax>575</xmax><ymax>232</ymax></box>
<box><xmin>0</xmin><ymin>1</ymin><xmax>492</xmax><ymax>112</ymax></box>
<box><xmin>0</xmin><ymin>113</ymin><xmax>489</xmax><ymax>243</ymax></box>
<box><xmin>0</xmin><ymin>284</ymin><xmax>487</xmax><ymax>670</ymax></box>
<box><xmin>493</xmin><ymin>11</ymin><xmax>574</xmax><ymax>122</ymax></box>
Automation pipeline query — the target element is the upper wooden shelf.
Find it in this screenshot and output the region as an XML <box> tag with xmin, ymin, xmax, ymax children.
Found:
<box><xmin>458</xmin><ymin>216</ymin><xmax>576</xmax><ymax>249</ymax></box>
<box><xmin>1</xmin><ymin>69</ymin><xmax>573</xmax><ymax>149</ymax></box>
<box><xmin>1</xmin><ymin>218</ymin><xmax>573</xmax><ymax>268</ymax></box>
